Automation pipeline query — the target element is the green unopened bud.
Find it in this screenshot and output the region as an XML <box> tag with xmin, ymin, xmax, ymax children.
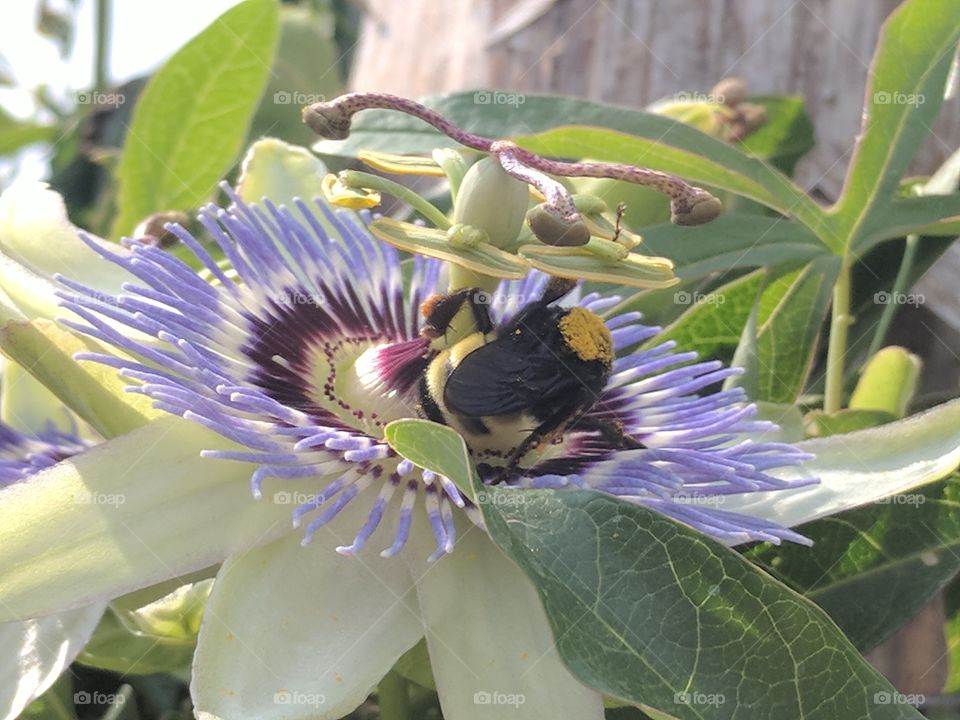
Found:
<box><xmin>453</xmin><ymin>158</ymin><xmax>529</xmax><ymax>249</ymax></box>
<box><xmin>526</xmin><ymin>203</ymin><xmax>591</xmax><ymax>247</ymax></box>
<box><xmin>850</xmin><ymin>346</ymin><xmax>922</xmax><ymax>418</ymax></box>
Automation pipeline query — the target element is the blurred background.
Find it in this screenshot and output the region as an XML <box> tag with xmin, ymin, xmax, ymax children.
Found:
<box><xmin>2</xmin><ymin>1</ymin><xmax>959</xmax><ymax>718</ymax></box>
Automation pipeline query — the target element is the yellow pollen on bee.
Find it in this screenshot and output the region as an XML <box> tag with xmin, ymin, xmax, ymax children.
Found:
<box><xmin>559</xmin><ymin>307</ymin><xmax>613</xmax><ymax>363</ymax></box>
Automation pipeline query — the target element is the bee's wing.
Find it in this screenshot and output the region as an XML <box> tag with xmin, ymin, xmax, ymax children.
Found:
<box><xmin>443</xmin><ymin>334</ymin><xmax>583</xmax><ymax>417</ymax></box>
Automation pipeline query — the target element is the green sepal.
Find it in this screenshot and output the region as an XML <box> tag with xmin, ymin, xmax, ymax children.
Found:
<box><xmin>369</xmin><ymin>218</ymin><xmax>528</xmax><ymax>279</ymax></box>
<box><xmin>517</xmin><ymin>244</ymin><xmax>678</xmax><ymax>289</ymax></box>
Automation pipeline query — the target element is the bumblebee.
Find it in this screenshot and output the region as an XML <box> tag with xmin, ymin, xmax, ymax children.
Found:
<box><xmin>417</xmin><ymin>277</ymin><xmax>643</xmax><ymax>477</ymax></box>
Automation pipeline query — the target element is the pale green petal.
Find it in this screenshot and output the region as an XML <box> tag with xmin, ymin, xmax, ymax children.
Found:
<box><xmin>193</xmin><ymin>521</ymin><xmax>422</xmax><ymax>720</ymax></box>
<box><xmin>0</xmin><ymin>603</ymin><xmax>106</xmax><ymax>720</ymax></box>
<box><xmin>0</xmin><ymin>182</ymin><xmax>134</xmax><ymax>320</ymax></box>
<box><xmin>723</xmin><ymin>398</ymin><xmax>960</xmax><ymax>528</ymax></box>
<box><xmin>0</xmin><ymin>358</ymin><xmax>76</xmax><ymax>435</ymax></box>
<box><xmin>407</xmin><ymin>523</ymin><xmax>604</xmax><ymax>720</ymax></box>
<box><xmin>0</xmin><ymin>416</ymin><xmax>295</xmax><ymax>621</ymax></box>
<box><xmin>0</xmin><ymin>181</ymin><xmax>131</xmax><ymax>290</ymax></box>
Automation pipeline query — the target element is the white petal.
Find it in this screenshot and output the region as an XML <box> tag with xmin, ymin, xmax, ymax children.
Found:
<box><xmin>192</xmin><ymin>515</ymin><xmax>423</xmax><ymax>720</ymax></box>
<box><xmin>0</xmin><ymin>603</ymin><xmax>105</xmax><ymax>720</ymax></box>
<box><xmin>407</xmin><ymin>523</ymin><xmax>604</xmax><ymax>720</ymax></box>
<box><xmin>723</xmin><ymin>398</ymin><xmax>960</xmax><ymax>527</ymax></box>
<box><xmin>0</xmin><ymin>416</ymin><xmax>295</xmax><ymax>621</ymax></box>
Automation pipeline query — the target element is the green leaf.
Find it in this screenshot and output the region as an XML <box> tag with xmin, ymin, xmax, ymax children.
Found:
<box><xmin>749</xmin><ymin>473</ymin><xmax>960</xmax><ymax>652</ymax></box>
<box><xmin>313</xmin><ymin>92</ymin><xmax>825</xmax><ymax>238</ymax></box>
<box><xmin>517</xmin><ymin>126</ymin><xmax>825</xmax><ymax>238</ymax></box>
<box><xmin>481</xmin><ymin>488</ymin><xmax>921</xmax><ymax>719</ymax></box>
<box><xmin>247</xmin><ymin>5</ymin><xmax>342</xmax><ymax>147</ymax></box>
<box><xmin>112</xmin><ymin>0</ymin><xmax>280</xmax><ymax>237</ymax></box>
<box><xmin>0</xmin><ymin>108</ymin><xmax>54</xmax><ymax>156</ymax></box>
<box><xmin>830</xmin><ymin>0</ymin><xmax>960</xmax><ymax>253</ymax></box>
<box><xmin>654</xmin><ymin>269</ymin><xmax>766</xmax><ymax>361</ymax></box>
<box><xmin>753</xmin><ymin>256</ymin><xmax>839</xmax><ymax>403</ymax></box>
<box><xmin>737</xmin><ymin>95</ymin><xmax>815</xmax><ymax>175</ymax></box>
<box><xmin>943</xmin><ymin>575</ymin><xmax>960</xmax><ymax>692</ymax></box>
<box><xmin>384</xmin><ymin>418</ymin><xmax>477</xmax><ymax>503</ymax></box>
<box><xmin>638</xmin><ymin>214</ymin><xmax>823</xmax><ymax>279</ymax></box>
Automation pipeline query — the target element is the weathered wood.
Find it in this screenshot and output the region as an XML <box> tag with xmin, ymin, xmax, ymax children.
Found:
<box><xmin>350</xmin><ymin>0</ymin><xmax>959</xmax><ymax>197</ymax></box>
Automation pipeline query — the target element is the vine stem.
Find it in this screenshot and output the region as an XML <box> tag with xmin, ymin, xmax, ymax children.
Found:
<box><xmin>94</xmin><ymin>0</ymin><xmax>111</xmax><ymax>91</ymax></box>
<box><xmin>865</xmin><ymin>233</ymin><xmax>919</xmax><ymax>360</ymax></box>
<box><xmin>824</xmin><ymin>256</ymin><xmax>854</xmax><ymax>414</ymax></box>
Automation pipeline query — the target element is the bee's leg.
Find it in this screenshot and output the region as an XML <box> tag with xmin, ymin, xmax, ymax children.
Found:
<box><xmin>420</xmin><ymin>288</ymin><xmax>493</xmax><ymax>338</ymax></box>
<box><xmin>570</xmin><ymin>414</ymin><xmax>646</xmax><ymax>450</ymax></box>
<box><xmin>494</xmin><ymin>428</ymin><xmax>551</xmax><ymax>484</ymax></box>
<box><xmin>493</xmin><ymin>401</ymin><xmax>585</xmax><ymax>484</ymax></box>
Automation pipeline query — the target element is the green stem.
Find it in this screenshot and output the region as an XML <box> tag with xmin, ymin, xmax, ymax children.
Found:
<box><xmin>94</xmin><ymin>0</ymin><xmax>111</xmax><ymax>90</ymax></box>
<box><xmin>865</xmin><ymin>233</ymin><xmax>919</xmax><ymax>360</ymax></box>
<box><xmin>824</xmin><ymin>256</ymin><xmax>854</xmax><ymax>413</ymax></box>
<box><xmin>378</xmin><ymin>670</ymin><xmax>411</xmax><ymax>720</ymax></box>
<box><xmin>339</xmin><ymin>170</ymin><xmax>451</xmax><ymax>230</ymax></box>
